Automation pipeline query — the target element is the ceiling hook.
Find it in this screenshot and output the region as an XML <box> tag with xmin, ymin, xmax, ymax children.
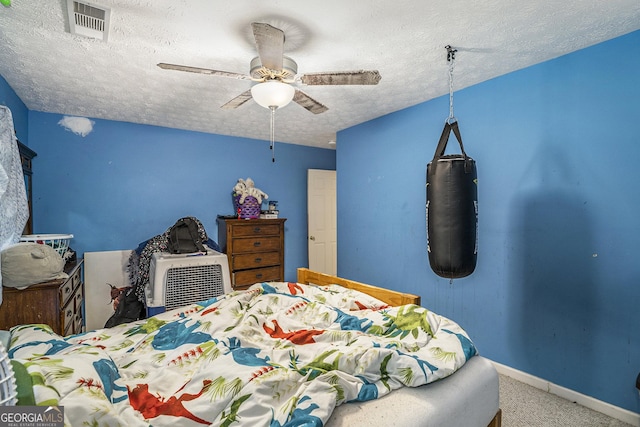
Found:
<box><xmin>445</xmin><ymin>45</ymin><xmax>457</xmax><ymax>63</ymax></box>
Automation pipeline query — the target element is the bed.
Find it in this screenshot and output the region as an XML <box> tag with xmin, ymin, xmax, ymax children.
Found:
<box><xmin>297</xmin><ymin>269</ymin><xmax>501</xmax><ymax>427</ymax></box>
<box><xmin>5</xmin><ymin>268</ymin><xmax>501</xmax><ymax>427</ymax></box>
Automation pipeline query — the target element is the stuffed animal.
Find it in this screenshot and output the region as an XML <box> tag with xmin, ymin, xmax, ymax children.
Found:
<box><xmin>233</xmin><ymin>178</ymin><xmax>268</xmax><ymax>204</ymax></box>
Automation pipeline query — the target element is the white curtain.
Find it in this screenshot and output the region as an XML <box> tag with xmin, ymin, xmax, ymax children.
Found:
<box><xmin>0</xmin><ymin>105</ymin><xmax>29</xmax><ymax>305</ymax></box>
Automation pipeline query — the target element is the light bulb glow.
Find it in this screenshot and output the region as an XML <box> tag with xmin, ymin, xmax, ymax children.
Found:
<box><xmin>251</xmin><ymin>81</ymin><xmax>295</xmax><ymax>109</ymax></box>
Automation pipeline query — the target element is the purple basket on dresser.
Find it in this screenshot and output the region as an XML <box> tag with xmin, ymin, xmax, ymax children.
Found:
<box><xmin>233</xmin><ymin>193</ymin><xmax>261</xmax><ymax>219</ymax></box>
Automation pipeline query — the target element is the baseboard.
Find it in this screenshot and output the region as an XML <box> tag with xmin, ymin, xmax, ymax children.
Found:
<box><xmin>491</xmin><ymin>361</ymin><xmax>640</xmax><ymax>427</ymax></box>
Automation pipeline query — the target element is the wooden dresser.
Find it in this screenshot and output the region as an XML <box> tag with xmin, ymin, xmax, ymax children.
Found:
<box><xmin>0</xmin><ymin>259</ymin><xmax>84</xmax><ymax>336</ymax></box>
<box><xmin>217</xmin><ymin>218</ymin><xmax>286</xmax><ymax>290</ymax></box>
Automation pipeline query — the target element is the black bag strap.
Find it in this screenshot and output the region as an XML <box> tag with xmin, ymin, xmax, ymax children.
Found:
<box><xmin>431</xmin><ymin>121</ymin><xmax>473</xmax><ymax>173</ymax></box>
<box><xmin>184</xmin><ymin>218</ymin><xmax>206</xmax><ymax>252</ymax></box>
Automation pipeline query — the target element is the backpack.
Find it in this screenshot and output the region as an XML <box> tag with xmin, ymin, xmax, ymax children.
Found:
<box><xmin>167</xmin><ymin>217</ymin><xmax>207</xmax><ymax>254</ymax></box>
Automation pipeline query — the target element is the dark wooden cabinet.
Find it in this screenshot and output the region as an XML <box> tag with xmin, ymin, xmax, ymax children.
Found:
<box><xmin>17</xmin><ymin>141</ymin><xmax>36</xmax><ymax>235</ymax></box>
<box><xmin>217</xmin><ymin>218</ymin><xmax>286</xmax><ymax>290</ymax></box>
<box><xmin>0</xmin><ymin>260</ymin><xmax>84</xmax><ymax>336</ymax></box>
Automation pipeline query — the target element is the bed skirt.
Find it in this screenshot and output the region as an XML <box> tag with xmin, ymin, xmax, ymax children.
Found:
<box><xmin>327</xmin><ymin>355</ymin><xmax>500</xmax><ymax>427</ymax></box>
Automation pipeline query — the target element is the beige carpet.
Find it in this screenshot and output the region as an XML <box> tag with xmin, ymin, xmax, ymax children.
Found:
<box><xmin>499</xmin><ymin>374</ymin><xmax>635</xmax><ymax>427</ymax></box>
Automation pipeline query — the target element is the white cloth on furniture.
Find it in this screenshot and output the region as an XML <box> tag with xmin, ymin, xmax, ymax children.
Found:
<box><xmin>0</xmin><ymin>105</ymin><xmax>29</xmax><ymax>302</ymax></box>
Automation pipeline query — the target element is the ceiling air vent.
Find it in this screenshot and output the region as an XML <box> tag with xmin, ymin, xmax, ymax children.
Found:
<box><xmin>66</xmin><ymin>0</ymin><xmax>111</xmax><ymax>42</ymax></box>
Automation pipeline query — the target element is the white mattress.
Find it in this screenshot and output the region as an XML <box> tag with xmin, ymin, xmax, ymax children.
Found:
<box><xmin>327</xmin><ymin>355</ymin><xmax>499</xmax><ymax>427</ymax></box>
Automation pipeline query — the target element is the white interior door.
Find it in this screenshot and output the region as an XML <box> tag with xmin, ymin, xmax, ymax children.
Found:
<box><xmin>307</xmin><ymin>169</ymin><xmax>337</xmax><ymax>275</ymax></box>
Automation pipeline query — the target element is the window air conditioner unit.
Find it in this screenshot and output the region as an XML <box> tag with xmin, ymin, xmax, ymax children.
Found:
<box><xmin>146</xmin><ymin>249</ymin><xmax>232</xmax><ymax>317</ymax></box>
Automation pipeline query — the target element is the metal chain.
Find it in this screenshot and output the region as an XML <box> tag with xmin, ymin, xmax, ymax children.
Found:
<box><xmin>446</xmin><ymin>45</ymin><xmax>457</xmax><ymax>124</ymax></box>
<box><xmin>270</xmin><ymin>106</ymin><xmax>276</xmax><ymax>162</ymax></box>
<box><xmin>448</xmin><ymin>53</ymin><xmax>456</xmax><ymax>123</ymax></box>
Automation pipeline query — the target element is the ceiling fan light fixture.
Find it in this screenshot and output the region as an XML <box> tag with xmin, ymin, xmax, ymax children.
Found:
<box><xmin>251</xmin><ymin>80</ymin><xmax>295</xmax><ymax>109</ymax></box>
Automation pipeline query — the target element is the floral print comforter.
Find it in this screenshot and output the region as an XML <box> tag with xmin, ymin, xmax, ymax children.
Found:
<box><xmin>8</xmin><ymin>281</ymin><xmax>476</xmax><ymax>426</ymax></box>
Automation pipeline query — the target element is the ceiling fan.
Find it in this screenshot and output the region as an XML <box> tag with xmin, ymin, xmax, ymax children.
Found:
<box><xmin>157</xmin><ymin>22</ymin><xmax>382</xmax><ymax>114</ymax></box>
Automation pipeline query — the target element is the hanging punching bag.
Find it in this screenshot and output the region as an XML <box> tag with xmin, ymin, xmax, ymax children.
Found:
<box><xmin>426</xmin><ymin>121</ymin><xmax>478</xmax><ymax>279</ymax></box>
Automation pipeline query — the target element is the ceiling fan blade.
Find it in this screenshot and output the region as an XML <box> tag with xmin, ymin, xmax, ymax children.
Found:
<box><xmin>300</xmin><ymin>70</ymin><xmax>382</xmax><ymax>86</ymax></box>
<box><xmin>221</xmin><ymin>90</ymin><xmax>253</xmax><ymax>110</ymax></box>
<box><xmin>157</xmin><ymin>63</ymin><xmax>251</xmax><ymax>80</ymax></box>
<box><xmin>251</xmin><ymin>22</ymin><xmax>284</xmax><ymax>71</ymax></box>
<box><xmin>293</xmin><ymin>89</ymin><xmax>328</xmax><ymax>114</ymax></box>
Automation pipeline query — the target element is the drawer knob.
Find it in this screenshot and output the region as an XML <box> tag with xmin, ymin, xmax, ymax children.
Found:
<box><xmin>253</xmin><ymin>227</ymin><xmax>261</xmax><ymax>233</ymax></box>
<box><xmin>255</xmin><ymin>273</ymin><xmax>263</xmax><ymax>279</ymax></box>
<box><xmin>255</xmin><ymin>257</ymin><xmax>262</xmax><ymax>263</ymax></box>
<box><xmin>253</xmin><ymin>241</ymin><xmax>261</xmax><ymax>247</ymax></box>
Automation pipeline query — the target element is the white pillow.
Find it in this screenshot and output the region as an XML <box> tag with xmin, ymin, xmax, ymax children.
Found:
<box><xmin>1</xmin><ymin>243</ymin><xmax>68</xmax><ymax>289</ymax></box>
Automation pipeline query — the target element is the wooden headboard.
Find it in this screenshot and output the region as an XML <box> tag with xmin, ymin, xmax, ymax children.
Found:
<box><xmin>297</xmin><ymin>268</ymin><xmax>421</xmax><ymax>306</ymax></box>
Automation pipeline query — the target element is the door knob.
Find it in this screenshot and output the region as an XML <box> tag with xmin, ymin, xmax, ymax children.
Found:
<box><xmin>309</xmin><ymin>236</ymin><xmax>316</xmax><ymax>241</ymax></box>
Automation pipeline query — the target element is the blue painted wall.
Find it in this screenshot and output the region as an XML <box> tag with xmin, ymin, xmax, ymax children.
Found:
<box><xmin>338</xmin><ymin>31</ymin><xmax>640</xmax><ymax>412</ymax></box>
<box><xmin>22</xmin><ymin>112</ymin><xmax>335</xmax><ymax>282</ymax></box>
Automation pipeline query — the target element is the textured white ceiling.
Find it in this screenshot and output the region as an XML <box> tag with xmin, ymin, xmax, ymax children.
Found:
<box><xmin>0</xmin><ymin>0</ymin><xmax>638</xmax><ymax>149</ymax></box>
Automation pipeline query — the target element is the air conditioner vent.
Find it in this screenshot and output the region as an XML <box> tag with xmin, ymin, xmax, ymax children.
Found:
<box><xmin>66</xmin><ymin>0</ymin><xmax>111</xmax><ymax>42</ymax></box>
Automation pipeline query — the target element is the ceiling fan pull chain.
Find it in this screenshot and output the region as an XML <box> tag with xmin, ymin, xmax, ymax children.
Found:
<box><xmin>270</xmin><ymin>106</ymin><xmax>276</xmax><ymax>162</ymax></box>
<box><xmin>446</xmin><ymin>45</ymin><xmax>457</xmax><ymax>124</ymax></box>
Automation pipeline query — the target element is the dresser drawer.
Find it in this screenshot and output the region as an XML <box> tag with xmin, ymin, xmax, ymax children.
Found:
<box><xmin>232</xmin><ymin>236</ymin><xmax>281</xmax><ymax>253</ymax></box>
<box><xmin>231</xmin><ymin>223</ymin><xmax>281</xmax><ymax>237</ymax></box>
<box><xmin>60</xmin><ymin>266</ymin><xmax>81</xmax><ymax>306</ymax></box>
<box><xmin>74</xmin><ymin>314</ymin><xmax>84</xmax><ymax>335</ymax></box>
<box><xmin>63</xmin><ymin>285</ymin><xmax>83</xmax><ymax>335</ymax></box>
<box><xmin>62</xmin><ymin>298</ymin><xmax>76</xmax><ymax>334</ymax></box>
<box><xmin>233</xmin><ymin>266</ymin><xmax>281</xmax><ymax>286</ymax></box>
<box><xmin>232</xmin><ymin>251</ymin><xmax>280</xmax><ymax>270</ymax></box>
<box><xmin>74</xmin><ymin>284</ymin><xmax>84</xmax><ymax>313</ymax></box>
<box><xmin>60</xmin><ymin>275</ymin><xmax>75</xmax><ymax>306</ymax></box>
